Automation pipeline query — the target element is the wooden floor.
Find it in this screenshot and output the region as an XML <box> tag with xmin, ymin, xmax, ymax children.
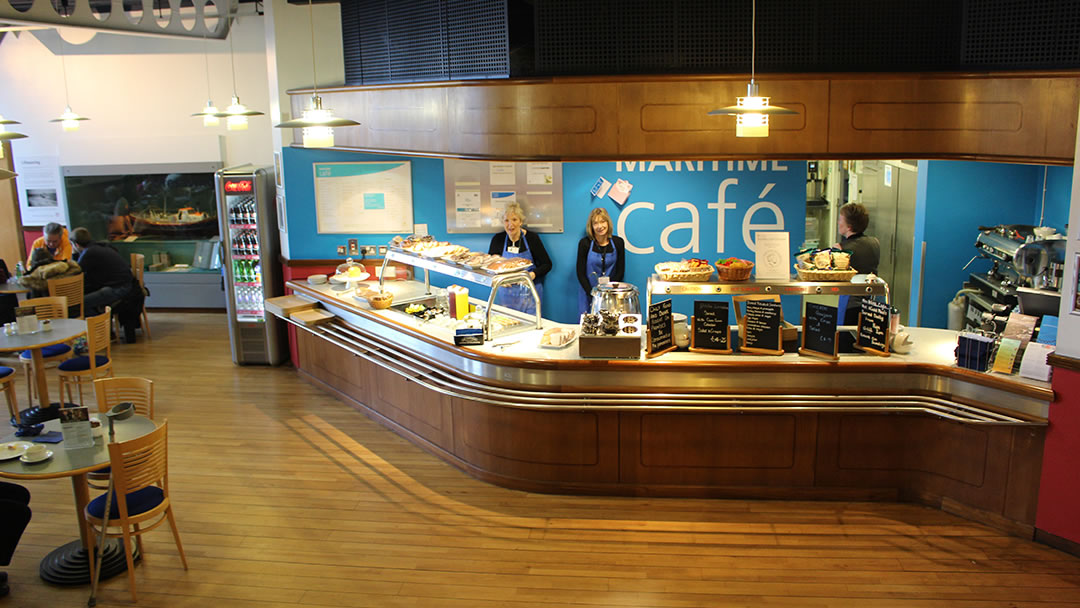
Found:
<box><xmin>4</xmin><ymin>312</ymin><xmax>1080</xmax><ymax>607</ymax></box>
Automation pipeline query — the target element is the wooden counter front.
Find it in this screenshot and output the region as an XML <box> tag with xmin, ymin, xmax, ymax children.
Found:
<box><xmin>284</xmin><ymin>280</ymin><xmax>1049</xmax><ymax>537</ymax></box>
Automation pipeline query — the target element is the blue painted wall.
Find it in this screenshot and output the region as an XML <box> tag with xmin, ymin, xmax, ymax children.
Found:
<box><xmin>284</xmin><ymin>150</ymin><xmax>806</xmax><ymax>324</ymax></box>
<box><xmin>918</xmin><ymin>161</ymin><xmax>1072</xmax><ymax>329</ymax></box>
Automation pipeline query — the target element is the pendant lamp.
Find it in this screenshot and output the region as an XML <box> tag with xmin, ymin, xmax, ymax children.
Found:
<box><xmin>191</xmin><ymin>36</ymin><xmax>220</xmax><ymax>127</ymax></box>
<box><xmin>0</xmin><ymin>168</ymin><xmax>16</xmax><ymax>180</ymax></box>
<box><xmin>0</xmin><ymin>115</ymin><xmax>28</xmax><ymax>160</ymax></box>
<box><xmin>49</xmin><ymin>36</ymin><xmax>89</xmax><ymax>131</ymax></box>
<box><xmin>215</xmin><ymin>27</ymin><xmax>263</xmax><ymax>130</ymax></box>
<box><xmin>708</xmin><ymin>0</ymin><xmax>796</xmax><ymax>137</ymax></box>
<box><xmin>274</xmin><ymin>0</ymin><xmax>359</xmax><ymax>147</ymax></box>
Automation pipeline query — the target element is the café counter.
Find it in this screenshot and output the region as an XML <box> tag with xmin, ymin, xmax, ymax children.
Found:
<box><xmin>280</xmin><ymin>279</ymin><xmax>1052</xmax><ymax>536</ymax></box>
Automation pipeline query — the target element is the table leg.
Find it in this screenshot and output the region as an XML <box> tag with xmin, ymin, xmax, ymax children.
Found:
<box><xmin>17</xmin><ymin>347</ymin><xmax>61</xmax><ymax>424</ymax></box>
<box><xmin>37</xmin><ymin>474</ymin><xmax>139</xmax><ymax>585</ymax></box>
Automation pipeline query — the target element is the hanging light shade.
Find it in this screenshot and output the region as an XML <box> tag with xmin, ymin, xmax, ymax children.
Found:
<box><xmin>0</xmin><ymin>115</ymin><xmax>28</xmax><ymax>159</ymax></box>
<box><xmin>192</xmin><ymin>100</ymin><xmax>221</xmax><ymax>127</ymax></box>
<box><xmin>276</xmin><ymin>95</ymin><xmax>359</xmax><ymax>148</ymax></box>
<box><xmin>50</xmin><ymin>105</ymin><xmax>90</xmax><ymax>132</ymax></box>
<box><xmin>708</xmin><ymin>0</ymin><xmax>797</xmax><ymax>137</ymax></box>
<box><xmin>217</xmin><ymin>95</ymin><xmax>263</xmax><ymax>131</ymax></box>
<box><xmin>0</xmin><ymin>168</ymin><xmax>17</xmax><ymax>180</ymax></box>
<box><xmin>273</xmin><ymin>0</ymin><xmax>359</xmax><ymax>148</ymax></box>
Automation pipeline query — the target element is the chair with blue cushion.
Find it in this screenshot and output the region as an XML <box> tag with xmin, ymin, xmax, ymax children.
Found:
<box><xmin>17</xmin><ymin>297</ymin><xmax>72</xmax><ymax>407</ymax></box>
<box><xmin>57</xmin><ymin>307</ymin><xmax>113</xmax><ymax>406</ymax></box>
<box><xmin>84</xmin><ymin>421</ymin><xmax>186</xmax><ymax>601</ymax></box>
<box><xmin>0</xmin><ymin>367</ymin><xmax>17</xmax><ymax>425</ymax></box>
<box><xmin>87</xmin><ymin>377</ymin><xmax>154</xmax><ymax>488</ymax></box>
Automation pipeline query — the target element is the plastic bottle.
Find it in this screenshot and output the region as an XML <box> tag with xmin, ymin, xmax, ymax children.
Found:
<box><xmin>14</xmin><ymin>262</ymin><xmax>24</xmax><ymax>278</ymax></box>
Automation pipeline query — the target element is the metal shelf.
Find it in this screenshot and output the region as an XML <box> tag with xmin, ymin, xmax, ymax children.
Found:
<box><xmin>646</xmin><ymin>274</ymin><xmax>890</xmax><ymax>310</ymax></box>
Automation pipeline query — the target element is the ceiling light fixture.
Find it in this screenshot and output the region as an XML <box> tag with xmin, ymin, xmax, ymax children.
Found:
<box><xmin>709</xmin><ymin>0</ymin><xmax>796</xmax><ymax>137</ymax></box>
<box><xmin>274</xmin><ymin>0</ymin><xmax>359</xmax><ymax>148</ymax></box>
<box><xmin>0</xmin><ymin>168</ymin><xmax>16</xmax><ymax>180</ymax></box>
<box><xmin>0</xmin><ymin>115</ymin><xmax>28</xmax><ymax>159</ymax></box>
<box><xmin>49</xmin><ymin>35</ymin><xmax>89</xmax><ymax>131</ymax></box>
<box><xmin>216</xmin><ymin>25</ymin><xmax>263</xmax><ymax>131</ymax></box>
<box><xmin>191</xmin><ymin>35</ymin><xmax>220</xmax><ymax>127</ymax></box>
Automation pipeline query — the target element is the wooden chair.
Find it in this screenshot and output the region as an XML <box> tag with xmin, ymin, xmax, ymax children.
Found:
<box><xmin>57</xmin><ymin>307</ymin><xmax>114</xmax><ymax>406</ymax></box>
<box><xmin>47</xmin><ymin>273</ymin><xmax>84</xmax><ymax>319</ymax></box>
<box><xmin>88</xmin><ymin>377</ymin><xmax>154</xmax><ymax>488</ymax></box>
<box><xmin>1</xmin><ymin>366</ymin><xmax>18</xmax><ymax>424</ymax></box>
<box><xmin>84</xmin><ymin>421</ymin><xmax>187</xmax><ymax>601</ymax></box>
<box><xmin>129</xmin><ymin>253</ymin><xmax>151</xmax><ymax>340</ymax></box>
<box><xmin>17</xmin><ymin>296</ymin><xmax>73</xmax><ymax>406</ymax></box>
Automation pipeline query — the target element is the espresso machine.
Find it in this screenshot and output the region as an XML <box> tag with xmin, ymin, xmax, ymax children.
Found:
<box><xmin>961</xmin><ymin>225</ymin><xmax>1065</xmax><ymax>331</ymax></box>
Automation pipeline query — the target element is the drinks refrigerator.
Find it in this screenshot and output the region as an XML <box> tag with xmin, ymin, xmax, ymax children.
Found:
<box><xmin>215</xmin><ymin>165</ymin><xmax>286</xmax><ymax>365</ymax></box>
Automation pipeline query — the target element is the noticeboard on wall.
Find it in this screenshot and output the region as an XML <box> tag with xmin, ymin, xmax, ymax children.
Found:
<box><xmin>313</xmin><ymin>161</ymin><xmax>413</xmax><ymax>234</ymax></box>
<box><xmin>444</xmin><ymin>160</ymin><xmax>564</xmax><ymax>233</ymax></box>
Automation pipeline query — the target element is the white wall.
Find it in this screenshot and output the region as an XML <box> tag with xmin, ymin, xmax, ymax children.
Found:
<box><xmin>0</xmin><ymin>9</ymin><xmax>273</xmax><ymax>168</ymax></box>
<box><xmin>1055</xmin><ymin>102</ymin><xmax>1080</xmax><ymax>358</ymax></box>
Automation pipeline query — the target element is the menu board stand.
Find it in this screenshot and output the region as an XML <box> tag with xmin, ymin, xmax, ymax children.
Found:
<box><xmin>689</xmin><ymin>300</ymin><xmax>731</xmax><ymax>354</ymax></box>
<box><xmin>646</xmin><ymin>299</ymin><xmax>676</xmax><ymax>358</ymax></box>
<box><xmin>740</xmin><ymin>300</ymin><xmax>784</xmax><ymax>355</ymax></box>
<box><xmin>855</xmin><ymin>299</ymin><xmax>891</xmax><ymax>357</ymax></box>
<box><xmin>799</xmin><ymin>301</ymin><xmax>839</xmax><ymax>361</ymax></box>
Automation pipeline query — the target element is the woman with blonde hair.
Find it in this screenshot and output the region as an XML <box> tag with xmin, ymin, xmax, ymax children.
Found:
<box><xmin>575</xmin><ymin>207</ymin><xmax>626</xmax><ymax>315</ymax></box>
<box><xmin>487</xmin><ymin>202</ymin><xmax>552</xmax><ymax>313</ymax></box>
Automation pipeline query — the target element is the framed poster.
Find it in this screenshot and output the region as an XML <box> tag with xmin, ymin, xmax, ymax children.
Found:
<box><xmin>313</xmin><ymin>161</ymin><xmax>413</xmax><ymax>234</ymax></box>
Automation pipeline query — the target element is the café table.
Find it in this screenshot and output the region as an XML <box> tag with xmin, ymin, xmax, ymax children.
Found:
<box><xmin>0</xmin><ymin>414</ymin><xmax>157</xmax><ymax>584</ymax></box>
<box><xmin>0</xmin><ymin>318</ymin><xmax>86</xmax><ymax>424</ymax></box>
<box><xmin>0</xmin><ymin>281</ymin><xmax>30</xmax><ymax>295</ymax></box>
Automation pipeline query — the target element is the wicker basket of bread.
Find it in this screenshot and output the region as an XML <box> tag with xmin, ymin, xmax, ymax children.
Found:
<box><xmin>655</xmin><ymin>259</ymin><xmax>715</xmax><ymax>282</ymax></box>
<box><xmin>794</xmin><ymin>248</ymin><xmax>857</xmax><ymax>282</ymax></box>
<box><xmin>794</xmin><ymin>265</ymin><xmax>857</xmax><ymax>282</ymax></box>
<box><xmin>714</xmin><ymin>258</ymin><xmax>754</xmax><ymax>281</ymax></box>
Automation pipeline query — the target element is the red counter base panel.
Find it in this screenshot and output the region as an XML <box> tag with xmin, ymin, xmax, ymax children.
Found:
<box><xmin>1037</xmin><ymin>365</ymin><xmax>1080</xmax><ymax>552</ymax></box>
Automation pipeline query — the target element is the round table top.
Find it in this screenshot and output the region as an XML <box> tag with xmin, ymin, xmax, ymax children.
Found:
<box><xmin>0</xmin><ymin>281</ymin><xmax>30</xmax><ymax>294</ymax></box>
<box><xmin>0</xmin><ymin>415</ymin><xmax>157</xmax><ymax>480</ymax></box>
<box><xmin>0</xmin><ymin>318</ymin><xmax>87</xmax><ymax>352</ymax></box>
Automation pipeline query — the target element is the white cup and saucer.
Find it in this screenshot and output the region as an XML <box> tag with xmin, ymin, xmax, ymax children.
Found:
<box><xmin>20</xmin><ymin>443</ymin><xmax>53</xmax><ymax>464</ymax></box>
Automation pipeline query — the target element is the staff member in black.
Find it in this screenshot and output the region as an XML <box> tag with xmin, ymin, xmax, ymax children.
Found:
<box><xmin>835</xmin><ymin>202</ymin><xmax>882</xmax><ymax>327</ymax></box>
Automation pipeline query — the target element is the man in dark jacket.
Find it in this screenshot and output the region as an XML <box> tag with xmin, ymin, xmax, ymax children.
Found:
<box><xmin>0</xmin><ymin>481</ymin><xmax>31</xmax><ymax>598</ymax></box>
<box><xmin>71</xmin><ymin>227</ymin><xmax>136</xmax><ymax>317</ymax></box>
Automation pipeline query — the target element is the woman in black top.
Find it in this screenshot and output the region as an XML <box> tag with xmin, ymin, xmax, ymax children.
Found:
<box><xmin>575</xmin><ymin>207</ymin><xmax>626</xmax><ymax>315</ymax></box>
<box><xmin>836</xmin><ymin>202</ymin><xmax>882</xmax><ymax>326</ymax></box>
<box><xmin>487</xmin><ymin>203</ymin><xmax>552</xmax><ymax>313</ymax></box>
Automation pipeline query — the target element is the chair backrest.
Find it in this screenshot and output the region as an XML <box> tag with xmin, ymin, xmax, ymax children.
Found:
<box><xmin>130</xmin><ymin>253</ymin><xmax>145</xmax><ymax>288</ymax></box>
<box><xmin>21</xmin><ymin>296</ymin><xmax>69</xmax><ymax>320</ymax></box>
<box><xmin>86</xmin><ymin>306</ymin><xmax>113</xmax><ymax>366</ymax></box>
<box><xmin>94</xmin><ymin>376</ymin><xmax>154</xmax><ymax>418</ymax></box>
<box><xmin>108</xmin><ymin>420</ymin><xmax>170</xmax><ymax>516</ymax></box>
<box><xmin>47</xmin><ymin>273</ymin><xmax>85</xmax><ymax>319</ymax></box>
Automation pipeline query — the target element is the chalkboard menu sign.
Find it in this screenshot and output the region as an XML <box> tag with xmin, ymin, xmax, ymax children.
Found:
<box><xmin>690</xmin><ymin>301</ymin><xmax>731</xmax><ymax>354</ymax></box>
<box><xmin>740</xmin><ymin>300</ymin><xmax>784</xmax><ymax>355</ymax></box>
<box><xmin>799</xmin><ymin>301</ymin><xmax>839</xmax><ymax>360</ymax></box>
<box><xmin>856</xmin><ymin>298</ymin><xmax>891</xmax><ymax>356</ymax></box>
<box><xmin>647</xmin><ymin>299</ymin><xmax>676</xmax><ymax>358</ymax></box>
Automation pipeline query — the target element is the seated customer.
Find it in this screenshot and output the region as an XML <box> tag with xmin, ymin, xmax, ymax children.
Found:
<box><xmin>17</xmin><ymin>247</ymin><xmax>82</xmax><ymax>298</ymax></box>
<box><xmin>0</xmin><ymin>481</ymin><xmax>32</xmax><ymax>598</ymax></box>
<box><xmin>71</xmin><ymin>227</ymin><xmax>136</xmax><ymax>317</ymax></box>
<box><xmin>29</xmin><ymin>223</ymin><xmax>73</xmax><ymax>263</ymax></box>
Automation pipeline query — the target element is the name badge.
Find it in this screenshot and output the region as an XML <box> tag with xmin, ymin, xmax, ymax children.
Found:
<box><xmin>507</xmin><ymin>246</ymin><xmax>520</xmax><ymax>254</ymax></box>
<box><xmin>598</xmin><ymin>276</ymin><xmax>611</xmax><ymax>285</ymax></box>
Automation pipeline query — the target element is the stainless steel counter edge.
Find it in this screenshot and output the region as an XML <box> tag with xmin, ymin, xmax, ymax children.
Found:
<box><xmin>284</xmin><ymin>281</ymin><xmax>1051</xmax><ymax>420</ymax></box>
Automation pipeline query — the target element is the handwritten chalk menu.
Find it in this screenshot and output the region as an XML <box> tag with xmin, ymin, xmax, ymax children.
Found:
<box><xmin>313</xmin><ymin>162</ymin><xmax>413</xmax><ymax>234</ymax></box>
<box><xmin>647</xmin><ymin>299</ymin><xmax>676</xmax><ymax>358</ymax></box>
<box><xmin>800</xmin><ymin>301</ymin><xmax>839</xmax><ymax>360</ymax></box>
<box><xmin>741</xmin><ymin>299</ymin><xmax>783</xmax><ymax>355</ymax></box>
<box><xmin>856</xmin><ymin>298</ymin><xmax>891</xmax><ymax>356</ymax></box>
<box><xmin>690</xmin><ymin>300</ymin><xmax>731</xmax><ymax>353</ymax></box>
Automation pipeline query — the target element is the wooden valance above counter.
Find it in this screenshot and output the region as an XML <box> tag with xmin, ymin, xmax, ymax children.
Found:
<box><xmin>287</xmin><ymin>72</ymin><xmax>1080</xmax><ymax>164</ymax></box>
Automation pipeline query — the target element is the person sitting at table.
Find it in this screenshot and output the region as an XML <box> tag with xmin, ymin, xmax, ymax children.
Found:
<box><xmin>28</xmin><ymin>223</ymin><xmax>72</xmax><ymax>263</ymax></box>
<box><xmin>17</xmin><ymin>247</ymin><xmax>82</xmax><ymax>298</ymax></box>
<box><xmin>0</xmin><ymin>481</ymin><xmax>32</xmax><ymax>598</ymax></box>
<box><xmin>71</xmin><ymin>227</ymin><xmax>138</xmax><ymax>317</ymax></box>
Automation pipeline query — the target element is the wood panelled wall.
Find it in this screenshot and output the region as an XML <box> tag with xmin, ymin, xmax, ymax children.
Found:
<box><xmin>290</xmin><ymin>73</ymin><xmax>1080</xmax><ymax>163</ymax></box>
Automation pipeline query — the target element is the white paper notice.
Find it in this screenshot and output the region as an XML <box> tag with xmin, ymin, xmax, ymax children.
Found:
<box><xmin>608</xmin><ymin>179</ymin><xmax>633</xmax><ymax>205</ymax></box>
<box><xmin>313</xmin><ymin>162</ymin><xmax>413</xmax><ymax>234</ymax></box>
<box><xmin>59</xmin><ymin>406</ymin><xmax>94</xmax><ymax>449</ymax></box>
<box><xmin>455</xmin><ymin>190</ymin><xmax>482</xmax><ymax>227</ymax></box>
<box><xmin>527</xmin><ymin>162</ymin><xmax>554</xmax><ymax>185</ymax></box>
<box><xmin>15</xmin><ymin>155</ymin><xmax>66</xmax><ymax>226</ymax></box>
<box><xmin>754</xmin><ymin>231</ymin><xmax>791</xmax><ymax>281</ymax></box>
<box><xmin>489</xmin><ymin>162</ymin><xmax>516</xmax><ymax>185</ymax></box>
<box><xmin>1018</xmin><ymin>342</ymin><xmax>1054</xmax><ymax>381</ymax></box>
<box><xmin>490</xmin><ymin>191</ymin><xmax>516</xmax><ymax>217</ymax></box>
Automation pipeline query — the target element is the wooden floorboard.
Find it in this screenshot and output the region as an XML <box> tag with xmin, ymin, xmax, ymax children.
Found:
<box><xmin>3</xmin><ymin>311</ymin><xmax>1079</xmax><ymax>607</ymax></box>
